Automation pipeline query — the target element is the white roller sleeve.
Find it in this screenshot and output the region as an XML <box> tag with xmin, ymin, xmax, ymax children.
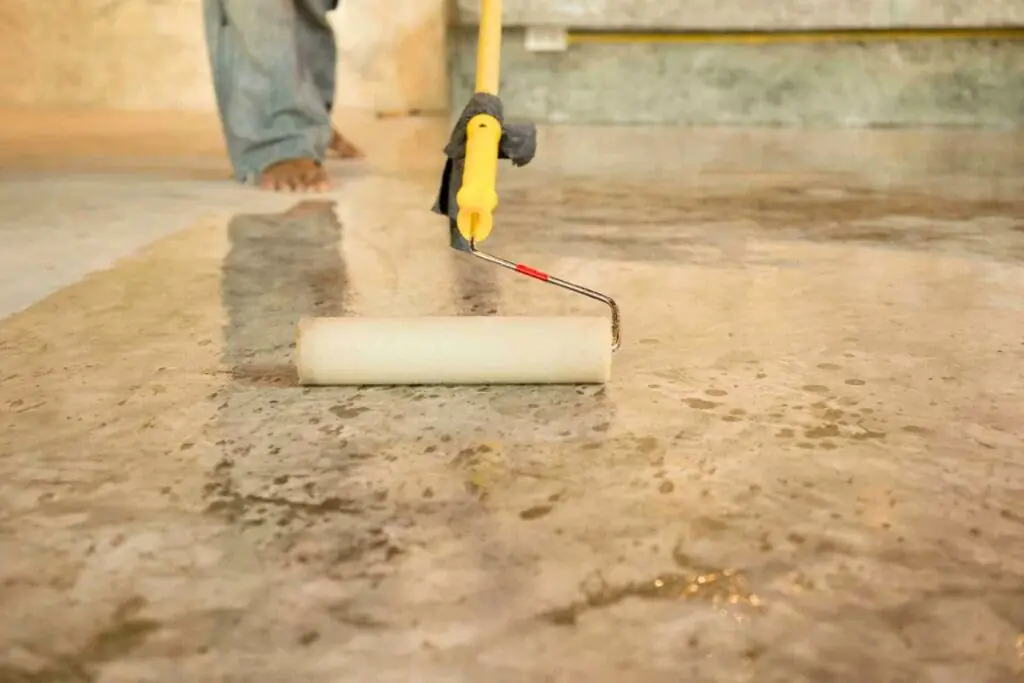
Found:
<box><xmin>295</xmin><ymin>316</ymin><xmax>612</xmax><ymax>385</ymax></box>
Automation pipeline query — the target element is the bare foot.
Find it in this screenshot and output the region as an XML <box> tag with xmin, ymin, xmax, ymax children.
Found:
<box><xmin>327</xmin><ymin>129</ymin><xmax>363</xmax><ymax>159</ymax></box>
<box><xmin>257</xmin><ymin>158</ymin><xmax>330</xmax><ymax>193</ymax></box>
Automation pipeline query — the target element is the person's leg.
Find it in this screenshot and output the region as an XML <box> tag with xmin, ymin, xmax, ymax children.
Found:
<box><xmin>293</xmin><ymin>0</ymin><xmax>363</xmax><ymax>159</ymax></box>
<box><xmin>296</xmin><ymin>0</ymin><xmax>337</xmax><ymax>115</ymax></box>
<box><xmin>203</xmin><ymin>0</ymin><xmax>333</xmax><ymax>190</ymax></box>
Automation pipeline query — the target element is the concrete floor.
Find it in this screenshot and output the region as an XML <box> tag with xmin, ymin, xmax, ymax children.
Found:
<box><xmin>1</xmin><ymin>110</ymin><xmax>1023</xmax><ymax>682</ymax></box>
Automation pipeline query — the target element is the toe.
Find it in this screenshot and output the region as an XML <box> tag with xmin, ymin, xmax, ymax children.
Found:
<box><xmin>303</xmin><ymin>166</ymin><xmax>329</xmax><ymax>193</ymax></box>
<box><xmin>255</xmin><ymin>159</ymin><xmax>327</xmax><ymax>193</ymax></box>
<box><xmin>314</xmin><ymin>170</ymin><xmax>331</xmax><ymax>193</ymax></box>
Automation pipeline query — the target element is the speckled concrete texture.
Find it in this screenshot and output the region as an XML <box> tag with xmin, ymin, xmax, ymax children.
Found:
<box><xmin>1</xmin><ymin>120</ymin><xmax>1024</xmax><ymax>681</ymax></box>
<box><xmin>453</xmin><ymin>0</ymin><xmax>1024</xmax><ymax>29</ymax></box>
<box><xmin>450</xmin><ymin>32</ymin><xmax>1024</xmax><ymax>126</ymax></box>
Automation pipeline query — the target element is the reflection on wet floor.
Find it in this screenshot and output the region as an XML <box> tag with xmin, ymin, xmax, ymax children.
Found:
<box><xmin>499</xmin><ymin>179</ymin><xmax>1024</xmax><ymax>264</ymax></box>
<box><xmin>1</xmin><ymin>128</ymin><xmax>1023</xmax><ymax>682</ymax></box>
<box><xmin>221</xmin><ymin>200</ymin><xmax>350</xmax><ymax>386</ymax></box>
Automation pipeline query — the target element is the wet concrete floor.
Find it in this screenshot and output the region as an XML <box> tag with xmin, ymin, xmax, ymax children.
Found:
<box><xmin>1</xmin><ymin>119</ymin><xmax>1023</xmax><ymax>681</ymax></box>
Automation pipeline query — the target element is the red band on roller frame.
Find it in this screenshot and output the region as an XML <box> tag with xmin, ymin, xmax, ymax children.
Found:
<box><xmin>514</xmin><ymin>263</ymin><xmax>550</xmax><ymax>281</ymax></box>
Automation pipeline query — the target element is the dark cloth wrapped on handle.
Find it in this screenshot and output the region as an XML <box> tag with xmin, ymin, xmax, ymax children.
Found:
<box><xmin>432</xmin><ymin>93</ymin><xmax>537</xmax><ymax>251</ymax></box>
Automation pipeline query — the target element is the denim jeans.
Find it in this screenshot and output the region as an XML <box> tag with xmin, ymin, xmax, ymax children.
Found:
<box><xmin>203</xmin><ymin>0</ymin><xmax>338</xmax><ymax>182</ymax></box>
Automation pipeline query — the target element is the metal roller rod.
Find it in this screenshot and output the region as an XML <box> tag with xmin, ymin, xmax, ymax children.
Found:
<box><xmin>469</xmin><ymin>240</ymin><xmax>621</xmax><ymax>351</ymax></box>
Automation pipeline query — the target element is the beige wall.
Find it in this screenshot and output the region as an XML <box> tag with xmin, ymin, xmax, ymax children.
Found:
<box><xmin>0</xmin><ymin>0</ymin><xmax>448</xmax><ymax>113</ymax></box>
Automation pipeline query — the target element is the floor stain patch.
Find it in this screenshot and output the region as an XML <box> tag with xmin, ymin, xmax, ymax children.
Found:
<box><xmin>539</xmin><ymin>569</ymin><xmax>761</xmax><ymax>627</ymax></box>
<box><xmin>519</xmin><ymin>505</ymin><xmax>554</xmax><ymax>520</ymax></box>
<box><xmin>685</xmin><ymin>398</ymin><xmax>720</xmax><ymax>410</ymax></box>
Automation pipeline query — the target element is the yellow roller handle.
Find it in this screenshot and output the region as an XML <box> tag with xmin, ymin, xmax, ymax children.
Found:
<box><xmin>456</xmin><ymin>114</ymin><xmax>501</xmax><ymax>241</ymax></box>
<box><xmin>456</xmin><ymin>0</ymin><xmax>502</xmax><ymax>244</ymax></box>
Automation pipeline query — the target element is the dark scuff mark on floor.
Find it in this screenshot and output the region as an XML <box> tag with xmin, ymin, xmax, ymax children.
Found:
<box><xmin>519</xmin><ymin>504</ymin><xmax>553</xmax><ymax>520</ymax></box>
<box><xmin>538</xmin><ymin>568</ymin><xmax>762</xmax><ymax>627</ymax></box>
<box><xmin>0</xmin><ymin>596</ymin><xmax>161</xmax><ymax>683</ymax></box>
<box><xmin>205</xmin><ymin>490</ymin><xmax>364</xmax><ymax>520</ymax></box>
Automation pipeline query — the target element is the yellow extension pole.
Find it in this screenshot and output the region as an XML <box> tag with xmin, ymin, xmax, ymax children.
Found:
<box><xmin>473</xmin><ymin>0</ymin><xmax>502</xmax><ymax>94</ymax></box>
<box><xmin>455</xmin><ymin>0</ymin><xmax>503</xmax><ymax>244</ymax></box>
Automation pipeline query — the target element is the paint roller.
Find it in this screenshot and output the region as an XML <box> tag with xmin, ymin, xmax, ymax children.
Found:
<box><xmin>294</xmin><ymin>0</ymin><xmax>620</xmax><ymax>386</ymax></box>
